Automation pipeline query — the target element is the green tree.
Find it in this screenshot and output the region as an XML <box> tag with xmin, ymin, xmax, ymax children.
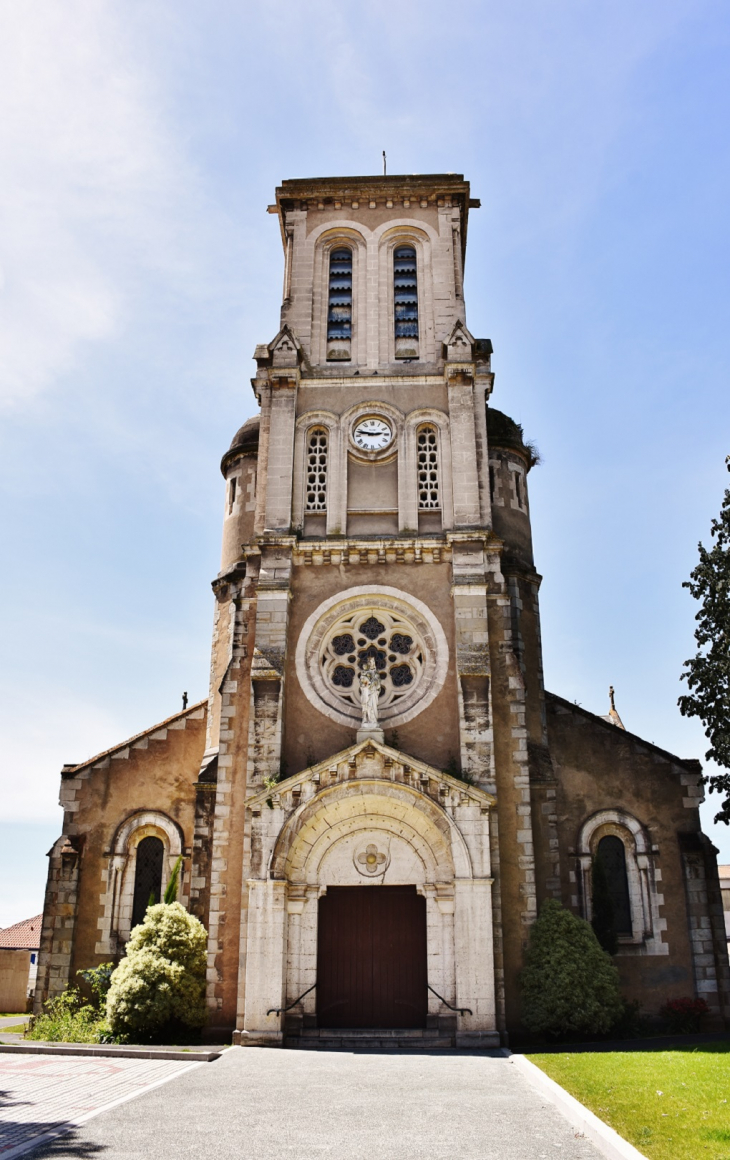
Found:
<box><xmin>678</xmin><ymin>459</ymin><xmax>730</xmax><ymax>823</ymax></box>
<box><xmin>591</xmin><ymin>855</ymin><xmax>618</xmax><ymax>956</ymax></box>
<box><xmin>520</xmin><ymin>899</ymin><xmax>624</xmax><ymax>1039</ymax></box>
<box><xmin>106</xmin><ymin>902</ymin><xmax>207</xmax><ymax>1040</ymax></box>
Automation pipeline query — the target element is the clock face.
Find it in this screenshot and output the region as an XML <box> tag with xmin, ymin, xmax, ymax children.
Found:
<box><xmin>353</xmin><ymin>417</ymin><xmax>393</xmax><ymax>452</ymax></box>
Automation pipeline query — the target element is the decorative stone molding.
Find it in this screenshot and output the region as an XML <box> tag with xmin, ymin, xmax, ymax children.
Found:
<box><xmin>577</xmin><ymin>809</ymin><xmax>667</xmax><ymax>955</ymax></box>
<box><xmin>292</xmin><ymin>537</ymin><xmax>451</xmax><ymax>567</ymax></box>
<box><xmin>96</xmin><ymin>810</ymin><xmax>185</xmax><ymax>956</ymax></box>
<box><xmin>295</xmin><ymin>586</ymin><xmax>449</xmax><ymax>729</ymax></box>
<box><xmin>238</xmin><ymin>738</ymin><xmax>498</xmax><ymax>1046</ymax></box>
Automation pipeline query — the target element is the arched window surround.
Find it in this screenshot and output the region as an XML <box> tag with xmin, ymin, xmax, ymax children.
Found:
<box><xmin>311</xmin><ymin>230</ymin><xmax>367</xmax><ymax>368</ymax></box>
<box><xmin>292</xmin><ymin>412</ymin><xmax>340</xmax><ymax>535</ymax></box>
<box><xmin>403</xmin><ymin>410</ymin><xmax>453</xmax><ymax>532</ymax></box>
<box><xmin>339</xmin><ymin>400</ymin><xmax>406</xmax><ymax>535</ymax></box>
<box><xmin>577</xmin><ymin>810</ymin><xmax>666</xmax><ymax>954</ymax></box>
<box><xmin>95</xmin><ymin>811</ymin><xmax>185</xmax><ymax>955</ymax></box>
<box><xmin>378</xmin><ymin>229</ymin><xmax>432</xmax><ymax>367</ymax></box>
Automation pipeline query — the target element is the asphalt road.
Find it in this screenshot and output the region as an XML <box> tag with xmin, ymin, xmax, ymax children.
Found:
<box><xmin>17</xmin><ymin>1048</ymin><xmax>601</xmax><ymax>1160</ymax></box>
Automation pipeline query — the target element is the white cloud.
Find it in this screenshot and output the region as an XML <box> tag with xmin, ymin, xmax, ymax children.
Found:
<box><xmin>0</xmin><ymin>0</ymin><xmax>193</xmax><ymax>406</ymax></box>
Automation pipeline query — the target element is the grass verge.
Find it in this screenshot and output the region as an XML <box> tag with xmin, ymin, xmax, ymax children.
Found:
<box><xmin>528</xmin><ymin>1044</ymin><xmax>730</xmax><ymax>1160</ymax></box>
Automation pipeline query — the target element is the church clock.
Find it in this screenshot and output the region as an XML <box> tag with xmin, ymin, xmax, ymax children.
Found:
<box><xmin>353</xmin><ymin>417</ymin><xmax>392</xmax><ymax>451</ymax></box>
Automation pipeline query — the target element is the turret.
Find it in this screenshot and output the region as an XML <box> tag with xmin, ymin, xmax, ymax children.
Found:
<box><xmin>219</xmin><ymin>416</ymin><xmax>259</xmax><ymax>573</ymax></box>
<box><xmin>486</xmin><ymin>407</ymin><xmax>537</xmax><ymax>569</ymax></box>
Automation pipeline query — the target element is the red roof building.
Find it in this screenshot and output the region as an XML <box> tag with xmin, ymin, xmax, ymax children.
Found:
<box><xmin>0</xmin><ymin>915</ymin><xmax>42</xmax><ymax>951</ymax></box>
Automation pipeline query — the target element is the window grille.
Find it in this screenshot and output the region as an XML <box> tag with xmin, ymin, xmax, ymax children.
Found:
<box><xmin>131</xmin><ymin>835</ymin><xmax>164</xmax><ymax>929</ymax></box>
<box><xmin>417</xmin><ymin>425</ymin><xmax>440</xmax><ymax>509</ymax></box>
<box><xmin>595</xmin><ymin>835</ymin><xmax>632</xmax><ymax>935</ymax></box>
<box><xmin>326</xmin><ymin>248</ymin><xmax>352</xmax><ymax>361</ymax></box>
<box><xmin>320</xmin><ymin>607</ymin><xmax>426</xmax><ymax>715</ymax></box>
<box><xmin>305</xmin><ymin>428</ymin><xmax>328</xmax><ymax>511</ymax></box>
<box><xmin>394</xmin><ymin>245</ymin><xmax>419</xmax><ymax>358</ymax></box>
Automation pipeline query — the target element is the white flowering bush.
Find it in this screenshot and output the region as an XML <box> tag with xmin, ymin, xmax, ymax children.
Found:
<box><xmin>106</xmin><ymin>902</ymin><xmax>207</xmax><ymax>1040</ymax></box>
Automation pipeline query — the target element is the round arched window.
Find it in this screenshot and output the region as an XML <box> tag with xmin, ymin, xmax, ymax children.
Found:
<box><xmin>296</xmin><ymin>588</ymin><xmax>449</xmax><ymax>729</ymax></box>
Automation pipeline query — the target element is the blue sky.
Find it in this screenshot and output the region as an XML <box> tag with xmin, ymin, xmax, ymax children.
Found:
<box><xmin>1</xmin><ymin>0</ymin><xmax>729</xmax><ymax>927</ymax></box>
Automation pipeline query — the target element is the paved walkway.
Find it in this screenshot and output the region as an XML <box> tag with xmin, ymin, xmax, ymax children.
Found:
<box><xmin>1</xmin><ymin>1048</ymin><xmax>602</xmax><ymax>1160</ymax></box>
<box><xmin>0</xmin><ymin>1053</ymin><xmax>203</xmax><ymax>1158</ymax></box>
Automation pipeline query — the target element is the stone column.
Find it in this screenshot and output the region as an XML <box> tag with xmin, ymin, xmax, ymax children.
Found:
<box><xmin>453</xmin><ymin>877</ymin><xmax>499</xmax><ymax>1047</ymax></box>
<box><xmin>446</xmin><ymin>368</ymin><xmax>481</xmax><ymax>528</ymax></box>
<box><xmin>264</xmin><ymin>373</ymin><xmax>298</xmax><ymax>533</ymax></box>
<box><xmin>238</xmin><ymin>878</ymin><xmax>288</xmax><ymax>1045</ymax></box>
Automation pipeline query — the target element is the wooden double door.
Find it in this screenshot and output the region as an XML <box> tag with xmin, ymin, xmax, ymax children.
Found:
<box><xmin>317</xmin><ymin>885</ymin><xmax>428</xmax><ymax>1029</ymax></box>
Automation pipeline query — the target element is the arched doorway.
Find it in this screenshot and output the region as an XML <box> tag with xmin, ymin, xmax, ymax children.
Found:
<box><xmin>238</xmin><ymin>741</ymin><xmax>499</xmax><ymax>1047</ymax></box>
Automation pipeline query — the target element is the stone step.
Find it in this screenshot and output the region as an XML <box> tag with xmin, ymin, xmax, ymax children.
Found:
<box><xmin>284</xmin><ymin>1028</ymin><xmax>455</xmax><ymax>1051</ymax></box>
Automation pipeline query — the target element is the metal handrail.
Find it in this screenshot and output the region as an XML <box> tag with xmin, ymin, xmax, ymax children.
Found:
<box><xmin>267</xmin><ymin>982</ymin><xmax>316</xmax><ymax>1017</ymax></box>
<box><xmin>428</xmin><ymin>983</ymin><xmax>472</xmax><ymax>1017</ymax></box>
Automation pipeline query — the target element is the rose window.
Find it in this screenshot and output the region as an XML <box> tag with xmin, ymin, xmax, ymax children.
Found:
<box><xmin>320</xmin><ymin>608</ymin><xmax>424</xmax><ymax>714</ymax></box>
<box><xmin>297</xmin><ymin>587</ymin><xmax>449</xmax><ymax>728</ymax></box>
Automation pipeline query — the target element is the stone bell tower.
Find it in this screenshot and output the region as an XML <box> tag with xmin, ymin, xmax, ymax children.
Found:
<box><xmin>200</xmin><ymin>174</ymin><xmax>546</xmax><ymax>1044</ymax></box>
<box><xmin>36</xmin><ymin>172</ymin><xmax>724</xmax><ymax>1043</ymax></box>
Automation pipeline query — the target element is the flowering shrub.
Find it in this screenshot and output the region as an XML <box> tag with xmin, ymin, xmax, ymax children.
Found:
<box><xmin>659</xmin><ymin>996</ymin><xmax>710</xmax><ymax>1034</ymax></box>
<box><xmin>106</xmin><ymin>902</ymin><xmax>207</xmax><ymax>1041</ymax></box>
<box><xmin>26</xmin><ymin>989</ymin><xmax>108</xmax><ymax>1043</ymax></box>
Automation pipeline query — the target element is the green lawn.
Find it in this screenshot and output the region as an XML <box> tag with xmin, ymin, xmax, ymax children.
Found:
<box><xmin>529</xmin><ymin>1045</ymin><xmax>730</xmax><ymax>1160</ymax></box>
<box><xmin>0</xmin><ymin>1023</ymin><xmax>27</xmax><ymax>1033</ymax></box>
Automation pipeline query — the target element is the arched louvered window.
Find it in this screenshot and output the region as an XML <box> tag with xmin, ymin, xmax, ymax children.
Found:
<box><xmin>596</xmin><ymin>835</ymin><xmax>632</xmax><ymax>936</ymax></box>
<box><xmin>417</xmin><ymin>425</ymin><xmax>440</xmax><ymax>509</ymax></box>
<box><xmin>131</xmin><ymin>836</ymin><xmax>164</xmax><ymax>929</ymax></box>
<box><xmin>394</xmin><ymin>245</ymin><xmax>419</xmax><ymax>359</ymax></box>
<box><xmin>305</xmin><ymin>427</ymin><xmax>328</xmax><ymax>511</ymax></box>
<box><xmin>326</xmin><ymin>248</ymin><xmax>352</xmax><ymax>361</ymax></box>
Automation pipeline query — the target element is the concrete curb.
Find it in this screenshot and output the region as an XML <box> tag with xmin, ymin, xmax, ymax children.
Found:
<box><xmin>0</xmin><ymin>1042</ymin><xmax>222</xmax><ymax>1062</ymax></box>
<box><xmin>509</xmin><ymin>1052</ymin><xmax>648</xmax><ymax>1160</ymax></box>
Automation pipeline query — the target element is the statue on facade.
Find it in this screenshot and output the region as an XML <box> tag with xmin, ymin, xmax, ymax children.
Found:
<box><xmin>358</xmin><ymin>657</ymin><xmax>382</xmax><ymax>729</ymax></box>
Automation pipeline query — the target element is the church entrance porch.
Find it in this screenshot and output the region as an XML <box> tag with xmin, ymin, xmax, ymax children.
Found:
<box><xmin>233</xmin><ymin>739</ymin><xmax>501</xmax><ymax>1049</ymax></box>
<box><xmin>317</xmin><ymin>886</ymin><xmax>427</xmax><ymax>1030</ymax></box>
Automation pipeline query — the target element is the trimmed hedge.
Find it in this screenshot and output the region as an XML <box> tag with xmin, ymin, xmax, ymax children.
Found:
<box><xmin>520</xmin><ymin>898</ymin><xmax>623</xmax><ymax>1038</ymax></box>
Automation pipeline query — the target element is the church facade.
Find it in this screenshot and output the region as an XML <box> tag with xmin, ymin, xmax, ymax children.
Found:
<box><xmin>36</xmin><ymin>174</ymin><xmax>730</xmax><ymax>1044</ymax></box>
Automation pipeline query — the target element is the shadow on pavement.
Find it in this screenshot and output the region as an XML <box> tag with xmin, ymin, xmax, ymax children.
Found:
<box><xmin>0</xmin><ymin>1122</ymin><xmax>107</xmax><ymax>1159</ymax></box>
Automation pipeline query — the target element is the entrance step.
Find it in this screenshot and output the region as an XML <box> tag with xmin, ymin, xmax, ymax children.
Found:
<box><xmin>284</xmin><ymin>1028</ymin><xmax>455</xmax><ymax>1051</ymax></box>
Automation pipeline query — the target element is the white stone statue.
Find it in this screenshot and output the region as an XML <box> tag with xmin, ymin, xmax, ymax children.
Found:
<box><xmin>358</xmin><ymin>657</ymin><xmax>382</xmax><ymax>729</ymax></box>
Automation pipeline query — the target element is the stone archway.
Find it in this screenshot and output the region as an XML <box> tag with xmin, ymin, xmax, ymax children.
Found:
<box><xmin>237</xmin><ymin>739</ymin><xmax>499</xmax><ymax>1048</ymax></box>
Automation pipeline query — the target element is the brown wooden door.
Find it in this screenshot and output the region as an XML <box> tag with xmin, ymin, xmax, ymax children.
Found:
<box><xmin>317</xmin><ymin>885</ymin><xmax>427</xmax><ymax>1029</ymax></box>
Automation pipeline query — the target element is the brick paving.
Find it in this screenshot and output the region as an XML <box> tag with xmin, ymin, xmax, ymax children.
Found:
<box><xmin>0</xmin><ymin>1053</ymin><xmax>201</xmax><ymax>1158</ymax></box>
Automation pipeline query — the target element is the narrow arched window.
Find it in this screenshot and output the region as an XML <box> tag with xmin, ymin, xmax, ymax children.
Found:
<box><xmin>417</xmin><ymin>425</ymin><xmax>440</xmax><ymax>509</ymax></box>
<box><xmin>131</xmin><ymin>836</ymin><xmax>164</xmax><ymax>929</ymax></box>
<box><xmin>326</xmin><ymin>248</ymin><xmax>352</xmax><ymax>361</ymax></box>
<box><xmin>596</xmin><ymin>835</ymin><xmax>632</xmax><ymax>936</ymax></box>
<box><xmin>305</xmin><ymin>427</ymin><xmax>328</xmax><ymax>512</ymax></box>
<box><xmin>394</xmin><ymin>245</ymin><xmax>419</xmax><ymax>359</ymax></box>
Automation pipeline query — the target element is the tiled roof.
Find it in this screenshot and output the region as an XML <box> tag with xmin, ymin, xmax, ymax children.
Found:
<box><xmin>0</xmin><ymin>914</ymin><xmax>42</xmax><ymax>949</ymax></box>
